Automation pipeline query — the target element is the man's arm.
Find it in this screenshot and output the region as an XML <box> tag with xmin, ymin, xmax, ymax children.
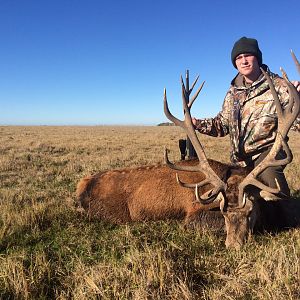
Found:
<box><xmin>191</xmin><ymin>90</ymin><xmax>232</xmax><ymax>137</ymax></box>
<box><xmin>192</xmin><ymin>114</ymin><xmax>229</xmax><ymax>137</ymax></box>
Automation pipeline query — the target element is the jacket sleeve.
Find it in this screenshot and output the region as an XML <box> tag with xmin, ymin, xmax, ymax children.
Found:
<box><xmin>194</xmin><ymin>91</ymin><xmax>231</xmax><ymax>137</ymax></box>
<box><xmin>275</xmin><ymin>77</ymin><xmax>290</xmax><ymax>108</ymax></box>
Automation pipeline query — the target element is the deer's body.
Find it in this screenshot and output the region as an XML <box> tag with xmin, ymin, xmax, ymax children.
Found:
<box><xmin>77</xmin><ymin>157</ymin><xmax>300</xmax><ymax>245</ymax></box>
<box><xmin>77</xmin><ymin>159</ymin><xmax>231</xmax><ymax>225</ymax></box>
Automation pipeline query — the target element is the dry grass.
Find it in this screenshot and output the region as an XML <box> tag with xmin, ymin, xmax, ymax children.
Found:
<box><xmin>0</xmin><ymin>125</ymin><xmax>300</xmax><ymax>299</ymax></box>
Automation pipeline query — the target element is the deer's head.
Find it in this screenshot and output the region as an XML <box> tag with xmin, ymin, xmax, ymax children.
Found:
<box><xmin>164</xmin><ymin>52</ymin><xmax>300</xmax><ymax>249</ymax></box>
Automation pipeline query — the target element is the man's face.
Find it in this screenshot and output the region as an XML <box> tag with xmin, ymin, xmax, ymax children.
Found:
<box><xmin>235</xmin><ymin>53</ymin><xmax>260</xmax><ymax>77</ymax></box>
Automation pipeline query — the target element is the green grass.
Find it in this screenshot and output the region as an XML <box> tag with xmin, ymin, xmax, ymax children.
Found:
<box><xmin>0</xmin><ymin>126</ymin><xmax>300</xmax><ymax>299</ymax></box>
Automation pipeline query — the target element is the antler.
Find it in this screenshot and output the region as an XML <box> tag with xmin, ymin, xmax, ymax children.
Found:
<box><xmin>164</xmin><ymin>71</ymin><xmax>226</xmax><ymax>204</ymax></box>
<box><xmin>291</xmin><ymin>50</ymin><xmax>300</xmax><ymax>75</ymax></box>
<box><xmin>237</xmin><ymin>53</ymin><xmax>300</xmax><ymax>207</ymax></box>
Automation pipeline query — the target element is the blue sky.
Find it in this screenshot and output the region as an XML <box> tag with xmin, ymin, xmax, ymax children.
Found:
<box><xmin>0</xmin><ymin>0</ymin><xmax>299</xmax><ymax>125</ymax></box>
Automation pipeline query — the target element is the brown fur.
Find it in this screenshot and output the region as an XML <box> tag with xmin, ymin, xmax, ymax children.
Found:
<box><xmin>77</xmin><ymin>159</ymin><xmax>234</xmax><ymax>226</ymax></box>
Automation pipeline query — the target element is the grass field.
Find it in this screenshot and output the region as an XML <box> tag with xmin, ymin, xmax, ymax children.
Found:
<box><xmin>0</xmin><ymin>125</ymin><xmax>300</xmax><ymax>299</ymax></box>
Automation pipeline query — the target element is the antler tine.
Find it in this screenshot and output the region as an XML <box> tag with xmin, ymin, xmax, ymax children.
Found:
<box><xmin>164</xmin><ymin>72</ymin><xmax>226</xmax><ymax>204</ymax></box>
<box><xmin>280</xmin><ymin>67</ymin><xmax>294</xmax><ymax>115</ymax></box>
<box><xmin>164</xmin><ymin>148</ymin><xmax>201</xmax><ymax>172</ymax></box>
<box><xmin>165</xmin><ymin>82</ymin><xmax>206</xmax><ymax>173</ymax></box>
<box><xmin>190</xmin><ymin>75</ymin><xmax>200</xmax><ymax>93</ymax></box>
<box><xmin>189</xmin><ymin>81</ymin><xmax>205</xmax><ymax>109</ymax></box>
<box><xmin>238</xmin><ymin>61</ymin><xmax>300</xmax><ymax>207</ymax></box>
<box><xmin>164</xmin><ymin>88</ymin><xmax>182</xmax><ymax>127</ymax></box>
<box><xmin>261</xmin><ymin>68</ymin><xmax>284</xmax><ymax>119</ymax></box>
<box><xmin>264</xmin><ymin>64</ymin><xmax>300</xmax><ymax>138</ymax></box>
<box><xmin>164</xmin><ymin>89</ymin><xmax>203</xmax><ymax>173</ymax></box>
<box><xmin>279</xmin><ymin>69</ymin><xmax>300</xmax><ymax>136</ymax></box>
<box><xmin>175</xmin><ymin>173</ymin><xmax>210</xmax><ymax>188</ymax></box>
<box><xmin>291</xmin><ymin>50</ymin><xmax>300</xmax><ymax>75</ymax></box>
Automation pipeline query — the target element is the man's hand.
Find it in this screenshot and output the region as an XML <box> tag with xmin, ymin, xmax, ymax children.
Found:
<box><xmin>291</xmin><ymin>80</ymin><xmax>300</xmax><ymax>93</ymax></box>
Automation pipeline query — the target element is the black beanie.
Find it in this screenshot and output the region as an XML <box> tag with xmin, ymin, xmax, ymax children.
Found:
<box><xmin>231</xmin><ymin>37</ymin><xmax>263</xmax><ymax>68</ymax></box>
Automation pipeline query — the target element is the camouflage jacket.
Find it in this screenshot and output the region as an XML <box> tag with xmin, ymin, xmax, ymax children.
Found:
<box><xmin>194</xmin><ymin>65</ymin><xmax>290</xmax><ymax>166</ymax></box>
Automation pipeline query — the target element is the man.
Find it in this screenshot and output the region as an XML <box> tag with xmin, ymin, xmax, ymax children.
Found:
<box><xmin>192</xmin><ymin>37</ymin><xmax>300</xmax><ymax>199</ymax></box>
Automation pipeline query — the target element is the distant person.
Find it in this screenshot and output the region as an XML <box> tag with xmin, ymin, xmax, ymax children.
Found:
<box><xmin>192</xmin><ymin>37</ymin><xmax>300</xmax><ymax>200</ymax></box>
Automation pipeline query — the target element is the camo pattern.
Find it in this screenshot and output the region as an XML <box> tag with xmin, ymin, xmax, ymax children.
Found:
<box><xmin>194</xmin><ymin>65</ymin><xmax>290</xmax><ymax>166</ymax></box>
<box><xmin>291</xmin><ymin>116</ymin><xmax>300</xmax><ymax>132</ymax></box>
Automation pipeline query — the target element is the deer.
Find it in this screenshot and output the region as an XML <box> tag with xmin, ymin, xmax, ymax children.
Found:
<box><xmin>76</xmin><ymin>51</ymin><xmax>300</xmax><ymax>249</ymax></box>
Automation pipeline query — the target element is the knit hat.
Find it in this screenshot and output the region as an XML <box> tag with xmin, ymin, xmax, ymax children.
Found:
<box><xmin>231</xmin><ymin>37</ymin><xmax>262</xmax><ymax>68</ymax></box>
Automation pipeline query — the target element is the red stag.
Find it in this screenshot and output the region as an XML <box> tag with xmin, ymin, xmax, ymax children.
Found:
<box><xmin>77</xmin><ymin>52</ymin><xmax>300</xmax><ymax>249</ymax></box>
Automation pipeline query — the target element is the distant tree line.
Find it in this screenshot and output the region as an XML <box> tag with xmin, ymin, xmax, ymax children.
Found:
<box><xmin>157</xmin><ymin>122</ymin><xmax>175</xmax><ymax>126</ymax></box>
